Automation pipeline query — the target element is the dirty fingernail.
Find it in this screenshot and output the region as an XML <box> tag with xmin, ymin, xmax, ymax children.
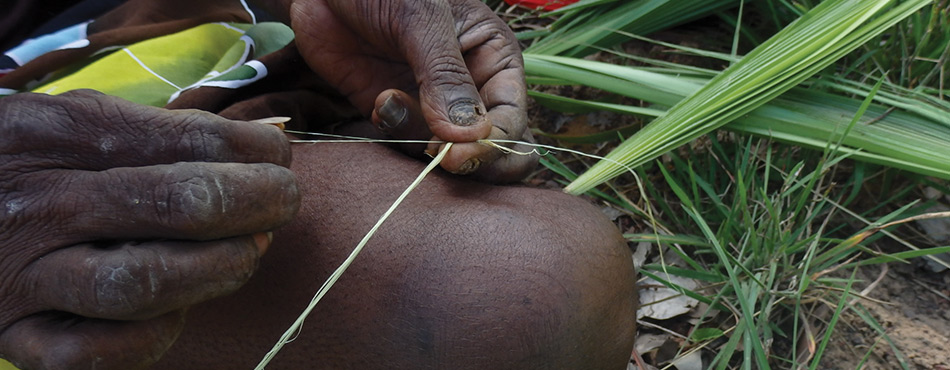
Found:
<box><xmin>455</xmin><ymin>158</ymin><xmax>481</xmax><ymax>175</ymax></box>
<box><xmin>252</xmin><ymin>232</ymin><xmax>273</xmax><ymax>255</ymax></box>
<box><xmin>448</xmin><ymin>99</ymin><xmax>483</xmax><ymax>126</ymax></box>
<box><xmin>249</xmin><ymin>116</ymin><xmax>291</xmax><ymax>130</ymax></box>
<box><xmin>377</xmin><ymin>94</ymin><xmax>408</xmax><ymax>130</ymax></box>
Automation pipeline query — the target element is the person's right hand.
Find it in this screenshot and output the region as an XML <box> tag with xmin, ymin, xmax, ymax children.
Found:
<box><xmin>0</xmin><ymin>90</ymin><xmax>300</xmax><ymax>369</ymax></box>
<box><xmin>285</xmin><ymin>0</ymin><xmax>539</xmax><ymax>183</ymax></box>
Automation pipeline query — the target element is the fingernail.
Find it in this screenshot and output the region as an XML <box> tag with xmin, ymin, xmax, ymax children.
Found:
<box><xmin>448</xmin><ymin>99</ymin><xmax>483</xmax><ymax>126</ymax></box>
<box><xmin>455</xmin><ymin>158</ymin><xmax>481</xmax><ymax>175</ymax></box>
<box><xmin>252</xmin><ymin>232</ymin><xmax>273</xmax><ymax>255</ymax></box>
<box><xmin>250</xmin><ymin>116</ymin><xmax>292</xmax><ymax>130</ymax></box>
<box><xmin>377</xmin><ymin>94</ymin><xmax>408</xmax><ymax>130</ymax></box>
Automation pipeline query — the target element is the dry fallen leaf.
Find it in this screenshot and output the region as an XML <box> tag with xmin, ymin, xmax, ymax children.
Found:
<box><xmin>634</xmin><ymin>333</ymin><xmax>669</xmax><ymax>355</ymax></box>
<box><xmin>670</xmin><ymin>350</ymin><xmax>703</xmax><ymax>370</ymax></box>
<box><xmin>632</xmin><ymin>242</ymin><xmax>652</xmax><ymax>270</ymax></box>
<box><xmin>637</xmin><ymin>275</ymin><xmax>699</xmax><ymax>320</ymax></box>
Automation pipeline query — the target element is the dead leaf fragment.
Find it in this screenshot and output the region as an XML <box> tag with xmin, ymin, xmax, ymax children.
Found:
<box><xmin>637</xmin><ymin>275</ymin><xmax>699</xmax><ymax>320</ymax></box>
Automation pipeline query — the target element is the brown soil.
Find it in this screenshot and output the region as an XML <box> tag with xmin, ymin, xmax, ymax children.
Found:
<box><xmin>818</xmin><ymin>261</ymin><xmax>950</xmax><ymax>369</ymax></box>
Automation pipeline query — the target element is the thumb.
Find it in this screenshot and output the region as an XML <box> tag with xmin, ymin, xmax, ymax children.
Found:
<box><xmin>313</xmin><ymin>0</ymin><xmax>493</xmax><ymax>142</ymax></box>
<box><xmin>400</xmin><ymin>4</ymin><xmax>493</xmax><ymax>143</ymax></box>
<box><xmin>336</xmin><ymin>0</ymin><xmax>493</xmax><ymax>142</ymax></box>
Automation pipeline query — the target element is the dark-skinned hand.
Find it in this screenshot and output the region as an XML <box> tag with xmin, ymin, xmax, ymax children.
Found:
<box><xmin>283</xmin><ymin>0</ymin><xmax>539</xmax><ymax>182</ymax></box>
<box><xmin>0</xmin><ymin>90</ymin><xmax>300</xmax><ymax>369</ymax></box>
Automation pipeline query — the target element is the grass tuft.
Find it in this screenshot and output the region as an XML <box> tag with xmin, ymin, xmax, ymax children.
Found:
<box><xmin>502</xmin><ymin>0</ymin><xmax>950</xmax><ymax>367</ymax></box>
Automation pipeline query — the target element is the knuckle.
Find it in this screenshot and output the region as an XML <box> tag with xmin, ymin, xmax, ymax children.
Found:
<box><xmin>153</xmin><ymin>168</ymin><xmax>227</xmax><ymax>236</ymax></box>
<box><xmin>0</xmin><ymin>94</ymin><xmax>67</xmax><ymax>153</ymax></box>
<box><xmin>1</xmin><ymin>173</ymin><xmax>73</xmax><ymax>258</ymax></box>
<box><xmin>89</xmin><ymin>252</ymin><xmax>157</xmax><ymax>317</ymax></box>
<box><xmin>0</xmin><ymin>181</ymin><xmax>34</xmax><ymax>235</ymax></box>
<box><xmin>0</xmin><ymin>91</ymin><xmax>130</xmax><ymax>160</ymax></box>
<box><xmin>168</xmin><ymin>112</ymin><xmax>220</xmax><ymax>157</ymax></box>
<box><xmin>153</xmin><ymin>110</ymin><xmax>232</xmax><ymax>163</ymax></box>
<box><xmin>178</xmin><ymin>123</ymin><xmax>218</xmax><ymax>161</ymax></box>
<box><xmin>461</xmin><ymin>16</ymin><xmax>507</xmax><ymax>44</ymax></box>
<box><xmin>425</xmin><ymin>57</ymin><xmax>472</xmax><ymax>88</ymax></box>
<box><xmin>453</xmin><ymin>0</ymin><xmax>514</xmax><ymax>38</ymax></box>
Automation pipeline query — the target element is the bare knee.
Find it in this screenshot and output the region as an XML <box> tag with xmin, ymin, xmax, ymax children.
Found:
<box><xmin>290</xmin><ymin>142</ymin><xmax>638</xmax><ymax>368</ymax></box>
<box><xmin>157</xmin><ymin>143</ymin><xmax>636</xmax><ymax>369</ymax></box>
<box><xmin>423</xmin><ymin>189</ymin><xmax>637</xmax><ymax>369</ymax></box>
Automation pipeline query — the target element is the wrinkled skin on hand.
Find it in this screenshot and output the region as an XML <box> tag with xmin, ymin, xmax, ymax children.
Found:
<box><xmin>0</xmin><ymin>90</ymin><xmax>300</xmax><ymax>369</ymax></box>
<box><xmin>286</xmin><ymin>0</ymin><xmax>538</xmax><ymax>182</ymax></box>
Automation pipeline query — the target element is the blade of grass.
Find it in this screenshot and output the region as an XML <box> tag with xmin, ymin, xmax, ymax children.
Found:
<box><xmin>527</xmin><ymin>0</ymin><xmax>740</xmax><ymax>57</ymax></box>
<box><xmin>807</xmin><ymin>267</ymin><xmax>857</xmax><ymax>369</ymax></box>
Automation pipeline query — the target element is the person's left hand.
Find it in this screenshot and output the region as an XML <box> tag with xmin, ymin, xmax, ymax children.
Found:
<box><xmin>0</xmin><ymin>90</ymin><xmax>299</xmax><ymax>370</ymax></box>
<box><xmin>286</xmin><ymin>0</ymin><xmax>538</xmax><ymax>183</ymax></box>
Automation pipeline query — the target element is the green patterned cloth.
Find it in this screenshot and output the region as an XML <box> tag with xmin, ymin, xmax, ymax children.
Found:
<box><xmin>28</xmin><ymin>21</ymin><xmax>294</xmax><ymax>107</ymax></box>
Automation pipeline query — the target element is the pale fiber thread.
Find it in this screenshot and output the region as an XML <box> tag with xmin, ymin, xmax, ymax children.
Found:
<box><xmin>285</xmin><ymin>130</ymin><xmax>641</xmax><ymax>177</ymax></box>
<box><xmin>254</xmin><ymin>143</ymin><xmax>454</xmax><ymax>369</ymax></box>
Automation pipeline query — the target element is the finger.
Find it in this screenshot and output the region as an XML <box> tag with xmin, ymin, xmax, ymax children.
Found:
<box><xmin>371</xmin><ymin>89</ymin><xmax>427</xmax><ymax>138</ymax></box>
<box><xmin>323</xmin><ymin>0</ymin><xmax>493</xmax><ymax>142</ymax></box>
<box><xmin>371</xmin><ymin>89</ymin><xmax>433</xmax><ymax>155</ymax></box>
<box><xmin>372</xmin><ymin>89</ymin><xmax>534</xmax><ymax>182</ymax></box>
<box><xmin>0</xmin><ymin>310</ymin><xmax>184</xmax><ymax>370</ymax></box>
<box><xmin>479</xmin><ymin>73</ymin><xmax>529</xmax><ymax>137</ymax></box>
<box><xmin>0</xmin><ymin>90</ymin><xmax>291</xmax><ymax>170</ymax></box>
<box><xmin>469</xmin><ymin>130</ymin><xmax>540</xmax><ymax>183</ymax></box>
<box><xmin>12</xmin><ymin>162</ymin><xmax>299</xmax><ymax>246</ymax></box>
<box><xmin>430</xmin><ymin>129</ymin><xmax>502</xmax><ymax>175</ymax></box>
<box><xmin>288</xmin><ymin>1</ymin><xmax>403</xmax><ymax>115</ymax></box>
<box><xmin>28</xmin><ymin>235</ymin><xmax>266</xmax><ymax>320</ymax></box>
<box><xmin>429</xmin><ymin>127</ymin><xmax>539</xmax><ymax>183</ymax></box>
<box><xmin>456</xmin><ymin>8</ymin><xmax>525</xmax><ymax>90</ymax></box>
<box><xmin>429</xmin><ymin>126</ymin><xmax>506</xmax><ymax>174</ymax></box>
<box><xmin>401</xmin><ymin>3</ymin><xmax>494</xmax><ymax>143</ymax></box>
<box><xmin>452</xmin><ymin>0</ymin><xmax>530</xmax><ymax>149</ymax></box>
<box><xmin>217</xmin><ymin>89</ymin><xmax>361</xmax><ymax>132</ymax></box>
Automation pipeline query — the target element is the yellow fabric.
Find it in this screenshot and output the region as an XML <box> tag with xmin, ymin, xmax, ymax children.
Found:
<box><xmin>32</xmin><ymin>22</ymin><xmax>253</xmax><ymax>106</ymax></box>
<box><xmin>0</xmin><ymin>359</ymin><xmax>17</xmax><ymax>370</ymax></box>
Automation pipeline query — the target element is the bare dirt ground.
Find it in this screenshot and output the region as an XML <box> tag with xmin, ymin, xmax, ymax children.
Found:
<box><xmin>818</xmin><ymin>259</ymin><xmax>950</xmax><ymax>369</ymax></box>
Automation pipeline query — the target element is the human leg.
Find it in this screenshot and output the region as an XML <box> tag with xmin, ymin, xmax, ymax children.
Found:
<box><xmin>156</xmin><ymin>141</ymin><xmax>637</xmax><ymax>369</ymax></box>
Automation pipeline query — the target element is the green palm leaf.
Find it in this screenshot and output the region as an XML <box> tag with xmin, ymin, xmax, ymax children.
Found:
<box><xmin>541</xmin><ymin>0</ymin><xmax>933</xmax><ymax>195</ymax></box>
